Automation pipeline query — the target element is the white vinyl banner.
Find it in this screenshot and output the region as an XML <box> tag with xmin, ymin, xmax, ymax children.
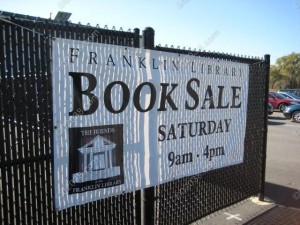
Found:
<box><xmin>52</xmin><ymin>38</ymin><xmax>250</xmax><ymax>210</ymax></box>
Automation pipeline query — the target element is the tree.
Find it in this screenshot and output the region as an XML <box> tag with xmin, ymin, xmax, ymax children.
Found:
<box><xmin>276</xmin><ymin>53</ymin><xmax>300</xmax><ymax>88</ymax></box>
<box><xmin>269</xmin><ymin>65</ymin><xmax>284</xmax><ymax>89</ymax></box>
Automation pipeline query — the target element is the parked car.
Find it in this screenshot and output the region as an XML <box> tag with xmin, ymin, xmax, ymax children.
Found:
<box><xmin>280</xmin><ymin>89</ymin><xmax>300</xmax><ymax>97</ymax></box>
<box><xmin>268</xmin><ymin>92</ymin><xmax>300</xmax><ymax>112</ymax></box>
<box><xmin>283</xmin><ymin>105</ymin><xmax>300</xmax><ymax>123</ymax></box>
<box><xmin>278</xmin><ymin>91</ymin><xmax>300</xmax><ymax>100</ymax></box>
<box><xmin>268</xmin><ymin>103</ymin><xmax>273</xmax><ymax>115</ymax></box>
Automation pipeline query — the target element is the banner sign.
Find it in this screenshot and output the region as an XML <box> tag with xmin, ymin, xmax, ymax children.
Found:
<box><xmin>52</xmin><ymin>38</ymin><xmax>250</xmax><ymax>210</ymax></box>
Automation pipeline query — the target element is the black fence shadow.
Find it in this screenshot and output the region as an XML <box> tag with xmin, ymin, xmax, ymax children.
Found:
<box><xmin>264</xmin><ymin>182</ymin><xmax>300</xmax><ymax>208</ymax></box>
<box><xmin>268</xmin><ymin>115</ymin><xmax>287</xmax><ymax>121</ymax></box>
<box><xmin>267</xmin><ymin>120</ymin><xmax>286</xmax><ymax>126</ymax></box>
<box><xmin>268</xmin><ymin>114</ymin><xmax>287</xmax><ymax>125</ymax></box>
<box><xmin>244</xmin><ymin>205</ymin><xmax>300</xmax><ymax>225</ymax></box>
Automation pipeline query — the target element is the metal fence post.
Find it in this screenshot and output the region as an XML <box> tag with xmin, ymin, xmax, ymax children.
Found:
<box><xmin>140</xmin><ymin>27</ymin><xmax>156</xmax><ymax>225</ymax></box>
<box><xmin>142</xmin><ymin>27</ymin><xmax>155</xmax><ymax>50</ymax></box>
<box><xmin>133</xmin><ymin>28</ymin><xmax>140</xmax><ymax>48</ymax></box>
<box><xmin>259</xmin><ymin>54</ymin><xmax>270</xmax><ymax>201</ymax></box>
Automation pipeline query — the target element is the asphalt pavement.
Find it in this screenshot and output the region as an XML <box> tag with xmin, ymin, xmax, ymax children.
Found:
<box><xmin>192</xmin><ymin>111</ymin><xmax>300</xmax><ymax>225</ymax></box>
<box><xmin>265</xmin><ymin>112</ymin><xmax>300</xmax><ymax>209</ymax></box>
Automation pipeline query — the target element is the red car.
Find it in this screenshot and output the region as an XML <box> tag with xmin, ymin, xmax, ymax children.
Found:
<box><xmin>268</xmin><ymin>92</ymin><xmax>300</xmax><ymax>112</ymax></box>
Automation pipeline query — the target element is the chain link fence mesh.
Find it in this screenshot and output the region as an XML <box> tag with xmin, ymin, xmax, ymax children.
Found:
<box><xmin>0</xmin><ymin>12</ymin><xmax>268</xmax><ymax>225</ymax></box>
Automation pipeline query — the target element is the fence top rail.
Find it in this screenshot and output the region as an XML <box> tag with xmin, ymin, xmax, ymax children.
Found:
<box><xmin>0</xmin><ymin>10</ymin><xmax>138</xmax><ymax>35</ymax></box>
<box><xmin>155</xmin><ymin>46</ymin><xmax>265</xmax><ymax>64</ymax></box>
<box><xmin>0</xmin><ymin>10</ymin><xmax>266</xmax><ymax>63</ymax></box>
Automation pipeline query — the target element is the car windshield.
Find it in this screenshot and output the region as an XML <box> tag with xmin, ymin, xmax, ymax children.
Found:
<box><xmin>272</xmin><ymin>92</ymin><xmax>285</xmax><ymax>99</ymax></box>
<box><xmin>280</xmin><ymin>93</ymin><xmax>293</xmax><ymax>99</ymax></box>
<box><xmin>286</xmin><ymin>93</ymin><xmax>300</xmax><ymax>99</ymax></box>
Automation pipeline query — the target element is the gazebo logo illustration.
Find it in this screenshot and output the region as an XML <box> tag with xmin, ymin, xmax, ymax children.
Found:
<box><xmin>72</xmin><ymin>135</ymin><xmax>121</xmax><ymax>183</ymax></box>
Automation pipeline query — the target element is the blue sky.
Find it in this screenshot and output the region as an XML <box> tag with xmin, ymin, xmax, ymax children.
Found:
<box><xmin>1</xmin><ymin>0</ymin><xmax>300</xmax><ymax>64</ymax></box>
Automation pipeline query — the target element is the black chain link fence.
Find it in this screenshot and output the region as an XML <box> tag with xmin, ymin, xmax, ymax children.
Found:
<box><xmin>0</xmin><ymin>11</ymin><xmax>269</xmax><ymax>225</ymax></box>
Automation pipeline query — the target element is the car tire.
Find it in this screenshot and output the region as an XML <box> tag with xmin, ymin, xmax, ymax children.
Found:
<box><xmin>279</xmin><ymin>103</ymin><xmax>287</xmax><ymax>112</ymax></box>
<box><xmin>292</xmin><ymin>111</ymin><xmax>300</xmax><ymax>123</ymax></box>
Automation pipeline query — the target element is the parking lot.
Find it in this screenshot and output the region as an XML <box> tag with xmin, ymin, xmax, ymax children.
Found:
<box><xmin>265</xmin><ymin>111</ymin><xmax>300</xmax><ymax>208</ymax></box>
